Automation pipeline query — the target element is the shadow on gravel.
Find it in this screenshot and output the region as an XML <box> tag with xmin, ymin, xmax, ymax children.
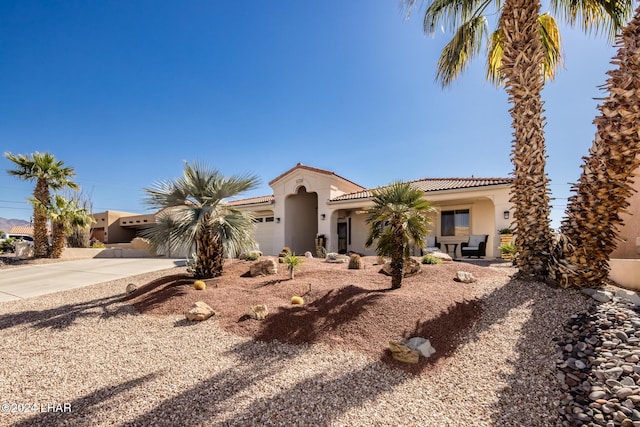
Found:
<box><xmin>252</xmin><ymin>285</ymin><xmax>388</xmax><ymax>345</ymax></box>
<box><xmin>0</xmin><ymin>293</ymin><xmax>133</xmax><ymax>331</ymax></box>
<box><xmin>9</xmin><ymin>372</ymin><xmax>160</xmax><ymax>427</ymax></box>
<box><xmin>479</xmin><ymin>278</ymin><xmax>589</xmax><ymax>425</ymax></box>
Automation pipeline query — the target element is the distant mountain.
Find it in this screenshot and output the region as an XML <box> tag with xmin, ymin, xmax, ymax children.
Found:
<box><xmin>0</xmin><ymin>217</ymin><xmax>29</xmax><ymax>235</ymax></box>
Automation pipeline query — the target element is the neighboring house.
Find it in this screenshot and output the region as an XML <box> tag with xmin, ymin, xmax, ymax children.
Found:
<box><xmin>8</xmin><ymin>225</ymin><xmax>35</xmax><ymax>237</ymax></box>
<box><xmin>227</xmin><ymin>163</ymin><xmax>514</xmax><ymax>258</ymax></box>
<box><xmin>90</xmin><ymin>210</ymin><xmax>154</xmax><ymax>244</ymax></box>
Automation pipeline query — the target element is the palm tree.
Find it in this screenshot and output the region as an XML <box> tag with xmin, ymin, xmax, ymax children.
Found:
<box><xmin>140</xmin><ymin>161</ymin><xmax>259</xmax><ymax>279</ymax></box>
<box><xmin>33</xmin><ymin>194</ymin><xmax>94</xmax><ymax>258</ymax></box>
<box><xmin>403</xmin><ymin>0</ymin><xmax>631</xmax><ymax>87</ymax></box>
<box><xmin>549</xmin><ymin>6</ymin><xmax>640</xmax><ymax>288</ymax></box>
<box><xmin>4</xmin><ymin>152</ymin><xmax>79</xmax><ymax>258</ymax></box>
<box><xmin>365</xmin><ymin>181</ymin><xmax>434</xmax><ymax>289</ymax></box>
<box><xmin>403</xmin><ymin>0</ymin><xmax>632</xmax><ymax>279</ymax></box>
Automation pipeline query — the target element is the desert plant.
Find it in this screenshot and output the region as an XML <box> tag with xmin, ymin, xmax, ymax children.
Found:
<box><xmin>0</xmin><ymin>237</ymin><xmax>16</xmax><ymax>253</ymax></box>
<box><xmin>421</xmin><ymin>254</ymin><xmax>442</xmax><ymax>265</ymax></box>
<box><xmin>194</xmin><ymin>280</ymin><xmax>206</xmax><ymax>290</ymax></box>
<box><xmin>5</xmin><ymin>152</ymin><xmax>79</xmax><ymax>257</ymax></box>
<box><xmin>90</xmin><ymin>240</ymin><xmax>105</xmax><ymax>249</ymax></box>
<box><xmin>366</xmin><ymin>181</ymin><xmax>434</xmax><ymax>289</ymax></box>
<box><xmin>499</xmin><ymin>242</ymin><xmax>518</xmax><ymax>261</ymax></box>
<box><xmin>140</xmin><ymin>161</ymin><xmax>259</xmax><ymax>279</ymax></box>
<box><xmin>244</xmin><ymin>251</ymin><xmax>261</xmax><ymax>261</ymax></box>
<box><xmin>290</xmin><ymin>295</ymin><xmax>304</xmax><ymax>305</ymax></box>
<box><xmin>284</xmin><ymin>253</ymin><xmax>303</xmax><ymax>279</ymax></box>
<box><xmin>498</xmin><ymin>228</ymin><xmax>514</xmax><ymax>235</ymax></box>
<box><xmin>348</xmin><ymin>254</ymin><xmax>362</xmax><ymax>269</ymax></box>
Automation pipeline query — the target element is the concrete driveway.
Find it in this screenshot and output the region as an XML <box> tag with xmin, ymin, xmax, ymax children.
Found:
<box><xmin>0</xmin><ymin>258</ymin><xmax>186</xmax><ymax>302</ymax></box>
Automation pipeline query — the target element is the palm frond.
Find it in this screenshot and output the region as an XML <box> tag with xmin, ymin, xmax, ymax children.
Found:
<box><xmin>436</xmin><ymin>15</ymin><xmax>488</xmax><ymax>87</ymax></box>
<box><xmin>550</xmin><ymin>0</ymin><xmax>633</xmax><ymax>40</ymax></box>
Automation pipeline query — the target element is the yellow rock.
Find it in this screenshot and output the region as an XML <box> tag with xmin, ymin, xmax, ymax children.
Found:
<box><xmin>291</xmin><ymin>296</ymin><xmax>304</xmax><ymax>305</ymax></box>
<box><xmin>194</xmin><ymin>280</ymin><xmax>206</xmax><ymax>290</ymax></box>
<box><xmin>389</xmin><ymin>341</ymin><xmax>419</xmax><ymax>364</ymax></box>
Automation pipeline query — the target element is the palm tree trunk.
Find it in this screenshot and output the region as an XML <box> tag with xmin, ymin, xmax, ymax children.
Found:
<box><xmin>390</xmin><ymin>227</ymin><xmax>404</xmax><ymax>289</ymax></box>
<box><xmin>500</xmin><ymin>0</ymin><xmax>552</xmax><ymax>279</ymax></box>
<box><xmin>33</xmin><ymin>178</ymin><xmax>50</xmax><ymax>258</ymax></box>
<box><xmin>549</xmin><ymin>7</ymin><xmax>640</xmax><ymax>288</ymax></box>
<box><xmin>194</xmin><ymin>229</ymin><xmax>226</xmax><ymax>279</ymax></box>
<box><xmin>50</xmin><ymin>221</ymin><xmax>66</xmax><ymax>258</ymax></box>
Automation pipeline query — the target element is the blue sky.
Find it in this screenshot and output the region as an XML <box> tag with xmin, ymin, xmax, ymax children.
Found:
<box><xmin>0</xmin><ymin>1</ymin><xmax>622</xmax><ymax>229</ymax></box>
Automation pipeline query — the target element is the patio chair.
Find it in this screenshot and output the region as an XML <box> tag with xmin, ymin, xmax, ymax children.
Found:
<box><xmin>422</xmin><ymin>236</ymin><xmax>441</xmax><ymax>254</ymax></box>
<box><xmin>460</xmin><ymin>234</ymin><xmax>489</xmax><ymax>258</ymax></box>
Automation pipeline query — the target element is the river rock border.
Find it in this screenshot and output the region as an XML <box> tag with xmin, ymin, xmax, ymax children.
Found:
<box><xmin>556</xmin><ymin>289</ymin><xmax>640</xmax><ymax>426</ymax></box>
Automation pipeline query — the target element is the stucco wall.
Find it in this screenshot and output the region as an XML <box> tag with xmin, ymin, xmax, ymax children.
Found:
<box><xmin>611</xmin><ymin>162</ymin><xmax>640</xmax><ymax>259</ymax></box>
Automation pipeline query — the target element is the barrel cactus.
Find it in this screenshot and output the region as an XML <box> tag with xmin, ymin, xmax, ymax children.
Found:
<box><xmin>348</xmin><ymin>254</ymin><xmax>362</xmax><ymax>270</ymax></box>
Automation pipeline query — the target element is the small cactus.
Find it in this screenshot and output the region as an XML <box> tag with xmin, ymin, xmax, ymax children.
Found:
<box><xmin>348</xmin><ymin>254</ymin><xmax>362</xmax><ymax>270</ymax></box>
<box><xmin>194</xmin><ymin>280</ymin><xmax>206</xmax><ymax>290</ymax></box>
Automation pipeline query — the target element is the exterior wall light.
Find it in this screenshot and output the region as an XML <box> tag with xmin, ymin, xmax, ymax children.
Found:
<box><xmin>276</xmin><ymin>217</ymin><xmax>281</xmax><ymax>223</ymax></box>
<box><xmin>320</xmin><ymin>214</ymin><xmax>326</xmax><ymax>220</ymax></box>
<box><xmin>504</xmin><ymin>211</ymin><xmax>510</xmax><ymax>220</ymax></box>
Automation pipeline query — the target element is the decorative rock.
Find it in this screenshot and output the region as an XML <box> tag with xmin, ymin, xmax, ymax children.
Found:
<box><xmin>424</xmin><ymin>251</ymin><xmax>453</xmax><ymax>262</ymax></box>
<box><xmin>249</xmin><ymin>259</ymin><xmax>277</xmax><ymax>276</ymax></box>
<box><xmin>404</xmin><ymin>337</ymin><xmax>436</xmax><ymax>358</ymax></box>
<box><xmin>388</xmin><ymin>341</ymin><xmax>419</xmax><ymax>364</ymax></box>
<box><xmin>590</xmin><ymin>390</ymin><xmax>608</xmax><ymax>400</ymax></box>
<box><xmin>604</xmin><ymin>367</ymin><xmax>624</xmax><ymax>380</ymax></box>
<box><xmin>380</xmin><ymin>258</ymin><xmax>421</xmax><ymax>277</ymax></box>
<box><xmin>185</xmin><ymin>301</ymin><xmax>216</xmax><ymax>321</ymax></box>
<box><xmin>454</xmin><ymin>271</ymin><xmax>477</xmax><ymax>284</ymax></box>
<box><xmin>617</xmin><ymin>289</ymin><xmax>640</xmax><ymax>307</ymax></box>
<box><xmin>125</xmin><ymin>283</ymin><xmax>138</xmax><ymax>295</ymax></box>
<box><xmin>247</xmin><ymin>304</ymin><xmax>269</xmax><ymax>320</ymax></box>
<box><xmin>592</xmin><ymin>290</ymin><xmax>614</xmax><ymax>303</ymax></box>
<box><xmin>325</xmin><ymin>253</ymin><xmax>349</xmax><ymax>263</ymax></box>
<box><xmin>304</xmin><ymin>251</ymin><xmax>313</xmax><ymax>258</ymax></box>
<box><xmin>618</xmin><ymin>388</ymin><xmax>635</xmax><ymax>400</ymax></box>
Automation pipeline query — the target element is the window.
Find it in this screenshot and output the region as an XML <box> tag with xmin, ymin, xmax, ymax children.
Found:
<box><xmin>265</xmin><ymin>217</ymin><xmax>274</xmax><ymax>223</ymax></box>
<box><xmin>253</xmin><ymin>217</ymin><xmax>264</xmax><ymax>223</ymax></box>
<box><xmin>441</xmin><ymin>209</ymin><xmax>470</xmax><ymax>236</ymax></box>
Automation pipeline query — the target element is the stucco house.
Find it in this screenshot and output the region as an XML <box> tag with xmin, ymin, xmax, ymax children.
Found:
<box><xmin>227</xmin><ymin>163</ymin><xmax>515</xmax><ymax>259</ymax></box>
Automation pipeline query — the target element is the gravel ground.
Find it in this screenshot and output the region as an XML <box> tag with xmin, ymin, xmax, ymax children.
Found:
<box><xmin>0</xmin><ymin>263</ymin><xmax>593</xmax><ymax>426</ymax></box>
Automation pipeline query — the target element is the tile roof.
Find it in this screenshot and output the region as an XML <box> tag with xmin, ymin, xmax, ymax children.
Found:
<box><xmin>268</xmin><ymin>163</ymin><xmax>365</xmax><ymax>189</ymax></box>
<box><xmin>8</xmin><ymin>225</ymin><xmax>35</xmax><ymax>235</ymax></box>
<box><xmin>227</xmin><ymin>195</ymin><xmax>275</xmax><ymax>206</ymax></box>
<box><xmin>330</xmin><ymin>177</ymin><xmax>514</xmax><ymax>202</ymax></box>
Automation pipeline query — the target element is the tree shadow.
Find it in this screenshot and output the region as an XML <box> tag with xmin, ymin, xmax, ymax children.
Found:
<box><xmin>253</xmin><ymin>285</ymin><xmax>388</xmax><ymax>345</ymax></box>
<box><xmin>0</xmin><ymin>293</ymin><xmax>132</xmax><ymax>331</ymax></box>
<box><xmin>9</xmin><ymin>372</ymin><xmax>160</xmax><ymax>427</ymax></box>
<box><xmin>380</xmin><ymin>298</ymin><xmax>483</xmax><ymax>375</ymax></box>
<box><xmin>125</xmin><ymin>274</ymin><xmax>193</xmax><ymax>313</ymax></box>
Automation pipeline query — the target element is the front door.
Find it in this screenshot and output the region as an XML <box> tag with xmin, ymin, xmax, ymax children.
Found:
<box><xmin>337</xmin><ymin>222</ymin><xmax>347</xmax><ymax>254</ymax></box>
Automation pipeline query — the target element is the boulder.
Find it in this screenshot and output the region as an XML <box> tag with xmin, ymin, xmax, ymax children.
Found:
<box><xmin>425</xmin><ymin>251</ymin><xmax>453</xmax><ymax>262</ymax></box>
<box><xmin>380</xmin><ymin>258</ymin><xmax>422</xmax><ymax>277</ymax></box>
<box><xmin>304</xmin><ymin>251</ymin><xmax>313</xmax><ymax>258</ymax></box>
<box><xmin>325</xmin><ymin>253</ymin><xmax>350</xmax><ymax>263</ymax></box>
<box><xmin>615</xmin><ymin>289</ymin><xmax>640</xmax><ymax>306</ymax></box>
<box><xmin>247</xmin><ymin>304</ymin><xmax>269</xmax><ymax>320</ymax></box>
<box><xmin>185</xmin><ymin>301</ymin><xmax>217</xmax><ymax>321</ymax></box>
<box><xmin>125</xmin><ymin>283</ymin><xmax>138</xmax><ymax>295</ymax></box>
<box><xmin>389</xmin><ymin>341</ymin><xmax>419</xmax><ymax>364</ymax></box>
<box><xmin>454</xmin><ymin>271</ymin><xmax>477</xmax><ymax>283</ymax></box>
<box><xmin>249</xmin><ymin>259</ymin><xmax>277</xmax><ymax>276</ymax></box>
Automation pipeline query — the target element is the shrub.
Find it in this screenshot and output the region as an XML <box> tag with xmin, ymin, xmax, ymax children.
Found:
<box><xmin>284</xmin><ymin>253</ymin><xmax>303</xmax><ymax>279</ymax></box>
<box><xmin>90</xmin><ymin>240</ymin><xmax>105</xmax><ymax>248</ymax></box>
<box><xmin>421</xmin><ymin>254</ymin><xmax>442</xmax><ymax>265</ymax></box>
<box><xmin>348</xmin><ymin>254</ymin><xmax>362</xmax><ymax>269</ymax></box>
<box><xmin>499</xmin><ymin>242</ymin><xmax>517</xmax><ymax>256</ymax></box>
<box><xmin>0</xmin><ymin>237</ymin><xmax>16</xmax><ymax>253</ymax></box>
<box><xmin>498</xmin><ymin>228</ymin><xmax>514</xmax><ymax>235</ymax></box>
<box><xmin>244</xmin><ymin>251</ymin><xmax>260</xmax><ymax>261</ymax></box>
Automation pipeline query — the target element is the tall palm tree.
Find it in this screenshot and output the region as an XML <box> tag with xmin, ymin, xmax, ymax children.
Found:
<box><xmin>140</xmin><ymin>161</ymin><xmax>259</xmax><ymax>279</ymax></box>
<box><xmin>4</xmin><ymin>152</ymin><xmax>79</xmax><ymax>258</ymax></box>
<box><xmin>549</xmin><ymin>6</ymin><xmax>640</xmax><ymax>288</ymax></box>
<box><xmin>403</xmin><ymin>0</ymin><xmax>631</xmax><ymax>87</ymax></box>
<box><xmin>403</xmin><ymin>0</ymin><xmax>632</xmax><ymax>279</ymax></box>
<box><xmin>366</xmin><ymin>181</ymin><xmax>434</xmax><ymax>289</ymax></box>
<box><xmin>33</xmin><ymin>194</ymin><xmax>94</xmax><ymax>258</ymax></box>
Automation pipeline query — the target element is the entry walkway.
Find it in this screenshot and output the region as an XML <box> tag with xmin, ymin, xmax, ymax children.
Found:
<box><xmin>0</xmin><ymin>258</ymin><xmax>185</xmax><ymax>302</ymax></box>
